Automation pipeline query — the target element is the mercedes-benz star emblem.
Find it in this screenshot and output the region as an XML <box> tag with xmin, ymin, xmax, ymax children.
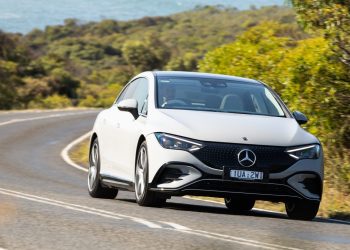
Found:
<box><xmin>237</xmin><ymin>149</ymin><xmax>256</xmax><ymax>167</ymax></box>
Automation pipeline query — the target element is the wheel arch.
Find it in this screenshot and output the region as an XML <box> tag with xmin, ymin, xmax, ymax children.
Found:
<box><xmin>135</xmin><ymin>135</ymin><xmax>146</xmax><ymax>167</ymax></box>
<box><xmin>90</xmin><ymin>132</ymin><xmax>98</xmax><ymax>155</ymax></box>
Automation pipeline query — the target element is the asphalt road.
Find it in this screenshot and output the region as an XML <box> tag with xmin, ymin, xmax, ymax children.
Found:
<box><xmin>0</xmin><ymin>109</ymin><xmax>349</xmax><ymax>250</ymax></box>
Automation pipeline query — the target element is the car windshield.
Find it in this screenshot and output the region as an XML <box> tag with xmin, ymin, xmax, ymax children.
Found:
<box><xmin>156</xmin><ymin>76</ymin><xmax>285</xmax><ymax>117</ymax></box>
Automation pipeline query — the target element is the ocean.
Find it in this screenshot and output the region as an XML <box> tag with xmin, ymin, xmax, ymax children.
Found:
<box><xmin>0</xmin><ymin>0</ymin><xmax>285</xmax><ymax>34</ymax></box>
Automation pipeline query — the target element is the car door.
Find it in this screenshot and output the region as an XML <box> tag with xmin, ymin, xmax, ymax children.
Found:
<box><xmin>116</xmin><ymin>78</ymin><xmax>149</xmax><ymax>181</ymax></box>
<box><xmin>99</xmin><ymin>79</ymin><xmax>139</xmax><ymax>180</ymax></box>
<box><xmin>101</xmin><ymin>78</ymin><xmax>149</xmax><ymax>182</ymax></box>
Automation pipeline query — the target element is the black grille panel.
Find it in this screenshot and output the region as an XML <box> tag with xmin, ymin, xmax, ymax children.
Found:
<box><xmin>192</xmin><ymin>142</ymin><xmax>296</xmax><ymax>173</ymax></box>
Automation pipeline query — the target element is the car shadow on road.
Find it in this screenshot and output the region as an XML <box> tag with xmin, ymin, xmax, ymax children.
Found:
<box><xmin>117</xmin><ymin>197</ymin><xmax>350</xmax><ymax>225</ymax></box>
<box><xmin>118</xmin><ymin>197</ymin><xmax>289</xmax><ymax>220</ymax></box>
<box><xmin>164</xmin><ymin>200</ymin><xmax>289</xmax><ymax>220</ymax></box>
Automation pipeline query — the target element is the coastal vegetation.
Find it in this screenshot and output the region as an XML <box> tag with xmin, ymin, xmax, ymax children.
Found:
<box><xmin>0</xmin><ymin>6</ymin><xmax>296</xmax><ymax>109</ymax></box>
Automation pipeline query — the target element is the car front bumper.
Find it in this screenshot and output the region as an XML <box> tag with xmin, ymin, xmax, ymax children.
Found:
<box><xmin>146</xmin><ymin>134</ymin><xmax>324</xmax><ymax>202</ymax></box>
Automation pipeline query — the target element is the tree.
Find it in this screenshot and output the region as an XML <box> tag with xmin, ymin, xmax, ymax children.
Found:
<box><xmin>199</xmin><ymin>23</ymin><xmax>350</xmax><ymax>147</ymax></box>
<box><xmin>276</xmin><ymin>37</ymin><xmax>350</xmax><ymax>144</ymax></box>
<box><xmin>290</xmin><ymin>0</ymin><xmax>350</xmax><ymax>67</ymax></box>
<box><xmin>199</xmin><ymin>22</ymin><xmax>294</xmax><ymax>92</ymax></box>
<box><xmin>165</xmin><ymin>52</ymin><xmax>198</xmax><ymax>71</ymax></box>
<box><xmin>122</xmin><ymin>41</ymin><xmax>160</xmax><ymax>72</ymax></box>
<box><xmin>0</xmin><ymin>63</ymin><xmax>21</xmax><ymax>109</ymax></box>
<box><xmin>49</xmin><ymin>68</ymin><xmax>80</xmax><ymax>98</ymax></box>
<box><xmin>17</xmin><ymin>77</ymin><xmax>50</xmax><ymax>108</ymax></box>
<box><xmin>0</xmin><ymin>32</ymin><xmax>26</xmax><ymax>109</ymax></box>
<box><xmin>121</xmin><ymin>35</ymin><xmax>170</xmax><ymax>73</ymax></box>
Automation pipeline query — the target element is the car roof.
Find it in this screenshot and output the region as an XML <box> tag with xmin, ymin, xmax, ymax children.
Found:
<box><xmin>153</xmin><ymin>71</ymin><xmax>261</xmax><ymax>85</ymax></box>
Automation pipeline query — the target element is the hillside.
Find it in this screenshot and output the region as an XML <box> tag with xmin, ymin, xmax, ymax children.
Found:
<box><xmin>0</xmin><ymin>6</ymin><xmax>299</xmax><ymax>109</ymax></box>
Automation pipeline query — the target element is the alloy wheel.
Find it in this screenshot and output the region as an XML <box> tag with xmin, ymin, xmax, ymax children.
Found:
<box><xmin>135</xmin><ymin>146</ymin><xmax>147</xmax><ymax>200</ymax></box>
<box><xmin>88</xmin><ymin>142</ymin><xmax>99</xmax><ymax>192</ymax></box>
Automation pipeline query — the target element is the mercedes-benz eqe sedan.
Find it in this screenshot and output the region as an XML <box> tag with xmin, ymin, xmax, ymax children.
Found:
<box><xmin>88</xmin><ymin>71</ymin><xmax>323</xmax><ymax>220</ymax></box>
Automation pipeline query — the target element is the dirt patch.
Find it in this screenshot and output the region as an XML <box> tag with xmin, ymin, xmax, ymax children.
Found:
<box><xmin>0</xmin><ymin>202</ymin><xmax>17</xmax><ymax>224</ymax></box>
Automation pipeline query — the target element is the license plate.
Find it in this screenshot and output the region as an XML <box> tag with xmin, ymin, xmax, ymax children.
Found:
<box><xmin>230</xmin><ymin>170</ymin><xmax>263</xmax><ymax>180</ymax></box>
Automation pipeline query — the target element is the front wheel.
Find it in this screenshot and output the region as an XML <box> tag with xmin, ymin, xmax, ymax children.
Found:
<box><xmin>88</xmin><ymin>138</ymin><xmax>118</xmax><ymax>199</ymax></box>
<box><xmin>285</xmin><ymin>200</ymin><xmax>320</xmax><ymax>220</ymax></box>
<box><xmin>135</xmin><ymin>141</ymin><xmax>166</xmax><ymax>207</ymax></box>
<box><xmin>225</xmin><ymin>196</ymin><xmax>255</xmax><ymax>213</ymax></box>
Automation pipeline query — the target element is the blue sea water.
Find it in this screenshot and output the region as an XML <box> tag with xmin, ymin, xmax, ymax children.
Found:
<box><xmin>0</xmin><ymin>0</ymin><xmax>285</xmax><ymax>34</ymax></box>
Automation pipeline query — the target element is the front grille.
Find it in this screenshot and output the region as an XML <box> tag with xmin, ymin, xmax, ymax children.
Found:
<box><xmin>192</xmin><ymin>142</ymin><xmax>296</xmax><ymax>173</ymax></box>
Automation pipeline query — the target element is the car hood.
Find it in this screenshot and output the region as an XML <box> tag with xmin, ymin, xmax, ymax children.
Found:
<box><xmin>148</xmin><ymin>109</ymin><xmax>318</xmax><ymax>146</ymax></box>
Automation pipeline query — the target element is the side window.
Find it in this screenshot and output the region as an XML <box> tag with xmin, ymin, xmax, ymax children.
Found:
<box><xmin>141</xmin><ymin>97</ymin><xmax>148</xmax><ymax>115</ymax></box>
<box><xmin>131</xmin><ymin>78</ymin><xmax>149</xmax><ymax>114</ymax></box>
<box><xmin>116</xmin><ymin>79</ymin><xmax>139</xmax><ymax>104</ymax></box>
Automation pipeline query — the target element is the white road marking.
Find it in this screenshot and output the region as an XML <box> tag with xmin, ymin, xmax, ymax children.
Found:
<box><xmin>0</xmin><ymin>188</ymin><xmax>121</xmax><ymax>220</ymax></box>
<box><xmin>60</xmin><ymin>132</ymin><xmax>91</xmax><ymax>172</ymax></box>
<box><xmin>0</xmin><ymin>187</ymin><xmax>162</xmax><ymax>229</ymax></box>
<box><xmin>0</xmin><ymin>187</ymin><xmax>303</xmax><ymax>249</ymax></box>
<box><xmin>174</xmin><ymin>229</ymin><xmax>301</xmax><ymax>250</ymax></box>
<box><xmin>190</xmin><ymin>229</ymin><xmax>301</xmax><ymax>250</ymax></box>
<box><xmin>131</xmin><ymin>218</ymin><xmax>162</xmax><ymax>229</ymax></box>
<box><xmin>0</xmin><ymin>111</ymin><xmax>97</xmax><ymax>127</ymax></box>
<box><xmin>159</xmin><ymin>221</ymin><xmax>190</xmax><ymax>230</ymax></box>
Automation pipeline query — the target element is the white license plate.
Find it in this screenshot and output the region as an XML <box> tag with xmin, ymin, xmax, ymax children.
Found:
<box><xmin>230</xmin><ymin>170</ymin><xmax>263</xmax><ymax>180</ymax></box>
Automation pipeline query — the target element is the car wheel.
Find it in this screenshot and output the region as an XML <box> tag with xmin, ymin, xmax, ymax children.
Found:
<box><xmin>88</xmin><ymin>138</ymin><xmax>118</xmax><ymax>199</ymax></box>
<box><xmin>285</xmin><ymin>200</ymin><xmax>320</xmax><ymax>220</ymax></box>
<box><xmin>135</xmin><ymin>141</ymin><xmax>166</xmax><ymax>207</ymax></box>
<box><xmin>225</xmin><ymin>196</ymin><xmax>255</xmax><ymax>212</ymax></box>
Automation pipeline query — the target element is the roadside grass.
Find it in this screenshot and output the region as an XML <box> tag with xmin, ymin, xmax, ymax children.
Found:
<box><xmin>69</xmin><ymin>139</ymin><xmax>350</xmax><ymax>221</ymax></box>
<box><xmin>69</xmin><ymin>138</ymin><xmax>89</xmax><ymax>169</ymax></box>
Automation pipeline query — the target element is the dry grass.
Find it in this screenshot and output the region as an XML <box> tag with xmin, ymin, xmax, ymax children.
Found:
<box><xmin>69</xmin><ymin>138</ymin><xmax>89</xmax><ymax>169</ymax></box>
<box><xmin>70</xmin><ymin>140</ymin><xmax>350</xmax><ymax>221</ymax></box>
<box><xmin>319</xmin><ymin>183</ymin><xmax>350</xmax><ymax>219</ymax></box>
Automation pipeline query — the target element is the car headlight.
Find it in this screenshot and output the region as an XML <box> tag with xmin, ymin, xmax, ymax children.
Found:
<box><xmin>155</xmin><ymin>133</ymin><xmax>204</xmax><ymax>152</ymax></box>
<box><xmin>286</xmin><ymin>144</ymin><xmax>320</xmax><ymax>160</ymax></box>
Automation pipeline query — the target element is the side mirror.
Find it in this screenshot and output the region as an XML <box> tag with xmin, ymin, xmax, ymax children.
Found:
<box><xmin>293</xmin><ymin>111</ymin><xmax>308</xmax><ymax>125</ymax></box>
<box><xmin>117</xmin><ymin>99</ymin><xmax>138</xmax><ymax>119</ymax></box>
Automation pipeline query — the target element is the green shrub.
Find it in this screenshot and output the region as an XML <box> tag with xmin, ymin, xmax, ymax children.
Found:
<box><xmin>28</xmin><ymin>94</ymin><xmax>72</xmax><ymax>109</ymax></box>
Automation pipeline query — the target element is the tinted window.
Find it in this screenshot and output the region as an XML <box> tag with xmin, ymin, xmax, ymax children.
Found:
<box><xmin>116</xmin><ymin>78</ymin><xmax>148</xmax><ymax>114</ymax></box>
<box><xmin>116</xmin><ymin>79</ymin><xmax>139</xmax><ymax>104</ymax></box>
<box><xmin>132</xmin><ymin>78</ymin><xmax>148</xmax><ymax>114</ymax></box>
<box><xmin>156</xmin><ymin>76</ymin><xmax>285</xmax><ymax>117</ymax></box>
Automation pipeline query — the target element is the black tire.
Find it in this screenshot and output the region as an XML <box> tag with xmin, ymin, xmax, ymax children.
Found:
<box><xmin>225</xmin><ymin>196</ymin><xmax>255</xmax><ymax>213</ymax></box>
<box><xmin>285</xmin><ymin>200</ymin><xmax>320</xmax><ymax>220</ymax></box>
<box><xmin>135</xmin><ymin>141</ymin><xmax>166</xmax><ymax>207</ymax></box>
<box><xmin>88</xmin><ymin>138</ymin><xmax>118</xmax><ymax>199</ymax></box>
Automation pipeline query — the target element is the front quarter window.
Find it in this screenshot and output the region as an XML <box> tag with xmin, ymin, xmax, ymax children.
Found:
<box><xmin>264</xmin><ymin>88</ymin><xmax>284</xmax><ymax>116</ymax></box>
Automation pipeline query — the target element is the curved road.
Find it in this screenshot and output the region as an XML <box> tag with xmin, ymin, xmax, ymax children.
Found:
<box><xmin>0</xmin><ymin>110</ymin><xmax>349</xmax><ymax>250</ymax></box>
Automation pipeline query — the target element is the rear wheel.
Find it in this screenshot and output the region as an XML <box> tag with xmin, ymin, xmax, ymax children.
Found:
<box><xmin>285</xmin><ymin>200</ymin><xmax>320</xmax><ymax>220</ymax></box>
<box><xmin>135</xmin><ymin>141</ymin><xmax>166</xmax><ymax>207</ymax></box>
<box><xmin>88</xmin><ymin>138</ymin><xmax>118</xmax><ymax>199</ymax></box>
<box><xmin>225</xmin><ymin>196</ymin><xmax>255</xmax><ymax>213</ymax></box>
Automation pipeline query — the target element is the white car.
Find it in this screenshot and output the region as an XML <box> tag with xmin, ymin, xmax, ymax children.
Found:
<box><xmin>88</xmin><ymin>71</ymin><xmax>323</xmax><ymax>220</ymax></box>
